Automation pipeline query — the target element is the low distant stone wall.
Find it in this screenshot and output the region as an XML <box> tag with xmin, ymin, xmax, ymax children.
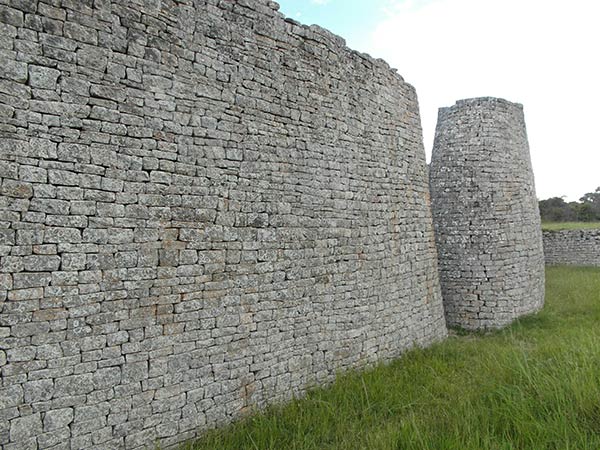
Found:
<box><xmin>543</xmin><ymin>230</ymin><xmax>600</xmax><ymax>266</ymax></box>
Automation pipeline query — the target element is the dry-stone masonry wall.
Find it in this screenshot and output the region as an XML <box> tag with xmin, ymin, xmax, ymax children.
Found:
<box><xmin>0</xmin><ymin>1</ymin><xmax>447</xmax><ymax>448</ymax></box>
<box><xmin>429</xmin><ymin>98</ymin><xmax>545</xmax><ymax>330</ymax></box>
<box><xmin>543</xmin><ymin>229</ymin><xmax>600</xmax><ymax>266</ymax></box>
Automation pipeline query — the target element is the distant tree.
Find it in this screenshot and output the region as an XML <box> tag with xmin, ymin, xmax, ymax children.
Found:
<box><xmin>578</xmin><ymin>187</ymin><xmax>600</xmax><ymax>221</ymax></box>
<box><xmin>538</xmin><ymin>197</ymin><xmax>576</xmax><ymax>222</ymax></box>
<box><xmin>539</xmin><ymin>187</ymin><xmax>600</xmax><ymax>222</ymax></box>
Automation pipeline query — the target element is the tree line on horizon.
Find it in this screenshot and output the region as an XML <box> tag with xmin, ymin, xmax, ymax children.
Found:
<box><xmin>539</xmin><ymin>187</ymin><xmax>600</xmax><ymax>222</ymax></box>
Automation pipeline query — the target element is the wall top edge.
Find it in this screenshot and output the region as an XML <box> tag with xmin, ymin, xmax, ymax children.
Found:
<box><xmin>438</xmin><ymin>97</ymin><xmax>524</xmax><ymax>113</ymax></box>
<box><xmin>265</xmin><ymin>0</ymin><xmax>411</xmax><ymax>88</ymax></box>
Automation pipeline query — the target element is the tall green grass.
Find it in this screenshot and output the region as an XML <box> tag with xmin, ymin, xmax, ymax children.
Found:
<box><xmin>182</xmin><ymin>266</ymin><xmax>600</xmax><ymax>450</ymax></box>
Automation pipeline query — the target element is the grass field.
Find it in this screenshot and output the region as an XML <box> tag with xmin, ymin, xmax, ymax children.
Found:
<box><xmin>542</xmin><ymin>221</ymin><xmax>600</xmax><ymax>231</ymax></box>
<box><xmin>183</xmin><ymin>266</ymin><xmax>600</xmax><ymax>450</ymax></box>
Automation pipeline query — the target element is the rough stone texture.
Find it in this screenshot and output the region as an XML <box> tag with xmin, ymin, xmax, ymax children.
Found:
<box><xmin>543</xmin><ymin>229</ymin><xmax>600</xmax><ymax>266</ymax></box>
<box><xmin>429</xmin><ymin>97</ymin><xmax>545</xmax><ymax>330</ymax></box>
<box><xmin>0</xmin><ymin>1</ymin><xmax>447</xmax><ymax>448</ymax></box>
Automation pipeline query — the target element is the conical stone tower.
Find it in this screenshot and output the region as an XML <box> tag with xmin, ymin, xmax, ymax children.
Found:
<box><xmin>429</xmin><ymin>97</ymin><xmax>545</xmax><ymax>329</ymax></box>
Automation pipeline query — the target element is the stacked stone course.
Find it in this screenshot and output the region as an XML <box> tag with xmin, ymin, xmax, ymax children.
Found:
<box><xmin>543</xmin><ymin>229</ymin><xmax>600</xmax><ymax>266</ymax></box>
<box><xmin>429</xmin><ymin>98</ymin><xmax>545</xmax><ymax>330</ymax></box>
<box><xmin>0</xmin><ymin>1</ymin><xmax>447</xmax><ymax>448</ymax></box>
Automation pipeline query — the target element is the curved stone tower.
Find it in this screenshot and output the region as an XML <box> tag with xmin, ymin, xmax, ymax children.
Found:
<box><xmin>429</xmin><ymin>97</ymin><xmax>545</xmax><ymax>329</ymax></box>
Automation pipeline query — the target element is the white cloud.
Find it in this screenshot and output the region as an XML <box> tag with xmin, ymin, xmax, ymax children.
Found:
<box><xmin>365</xmin><ymin>0</ymin><xmax>600</xmax><ymax>200</ymax></box>
<box><xmin>311</xmin><ymin>0</ymin><xmax>331</xmax><ymax>5</ymax></box>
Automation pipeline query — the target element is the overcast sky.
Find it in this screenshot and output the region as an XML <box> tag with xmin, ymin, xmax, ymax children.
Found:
<box><xmin>277</xmin><ymin>0</ymin><xmax>600</xmax><ymax>201</ymax></box>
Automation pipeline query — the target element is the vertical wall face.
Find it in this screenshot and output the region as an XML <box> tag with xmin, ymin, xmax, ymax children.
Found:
<box><xmin>429</xmin><ymin>98</ymin><xmax>545</xmax><ymax>329</ymax></box>
<box><xmin>543</xmin><ymin>230</ymin><xmax>600</xmax><ymax>266</ymax></box>
<box><xmin>0</xmin><ymin>1</ymin><xmax>446</xmax><ymax>448</ymax></box>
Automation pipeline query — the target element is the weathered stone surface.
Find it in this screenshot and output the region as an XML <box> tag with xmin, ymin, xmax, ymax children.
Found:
<box><xmin>28</xmin><ymin>65</ymin><xmax>60</xmax><ymax>90</ymax></box>
<box><xmin>2</xmin><ymin>58</ymin><xmax>27</xmax><ymax>83</ymax></box>
<box><xmin>1</xmin><ymin>180</ymin><xmax>33</xmax><ymax>198</ymax></box>
<box><xmin>0</xmin><ymin>1</ymin><xmax>448</xmax><ymax>449</ymax></box>
<box><xmin>13</xmin><ymin>272</ymin><xmax>52</xmax><ymax>289</ymax></box>
<box><xmin>0</xmin><ymin>5</ymin><xmax>24</xmax><ymax>27</ymax></box>
<box><xmin>43</xmin><ymin>408</ymin><xmax>74</xmax><ymax>432</ymax></box>
<box><xmin>22</xmin><ymin>255</ymin><xmax>61</xmax><ymax>272</ymax></box>
<box><xmin>429</xmin><ymin>97</ymin><xmax>545</xmax><ymax>330</ymax></box>
<box><xmin>23</xmin><ymin>379</ymin><xmax>54</xmax><ymax>402</ymax></box>
<box><xmin>76</xmin><ymin>45</ymin><xmax>108</xmax><ymax>72</ymax></box>
<box><xmin>0</xmin><ymin>385</ymin><xmax>22</xmax><ymax>409</ymax></box>
<box><xmin>54</xmin><ymin>374</ymin><xmax>94</xmax><ymax>397</ymax></box>
<box><xmin>543</xmin><ymin>229</ymin><xmax>600</xmax><ymax>266</ymax></box>
<box><xmin>0</xmin><ymin>273</ymin><xmax>12</xmax><ymax>289</ymax></box>
<box><xmin>9</xmin><ymin>413</ymin><xmax>42</xmax><ymax>442</ymax></box>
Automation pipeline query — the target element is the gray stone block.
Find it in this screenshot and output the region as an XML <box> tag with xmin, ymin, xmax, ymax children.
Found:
<box><xmin>28</xmin><ymin>65</ymin><xmax>60</xmax><ymax>90</ymax></box>
<box><xmin>2</xmin><ymin>58</ymin><xmax>28</xmax><ymax>83</ymax></box>
<box><xmin>9</xmin><ymin>413</ymin><xmax>42</xmax><ymax>443</ymax></box>
<box><xmin>23</xmin><ymin>379</ymin><xmax>54</xmax><ymax>402</ymax></box>
<box><xmin>43</xmin><ymin>408</ymin><xmax>73</xmax><ymax>432</ymax></box>
<box><xmin>22</xmin><ymin>255</ymin><xmax>61</xmax><ymax>272</ymax></box>
<box><xmin>2</xmin><ymin>180</ymin><xmax>33</xmax><ymax>198</ymax></box>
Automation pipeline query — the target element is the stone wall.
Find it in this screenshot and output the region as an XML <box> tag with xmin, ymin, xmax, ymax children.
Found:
<box><xmin>0</xmin><ymin>1</ymin><xmax>447</xmax><ymax>448</ymax></box>
<box><xmin>543</xmin><ymin>229</ymin><xmax>600</xmax><ymax>266</ymax></box>
<box><xmin>429</xmin><ymin>98</ymin><xmax>545</xmax><ymax>330</ymax></box>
